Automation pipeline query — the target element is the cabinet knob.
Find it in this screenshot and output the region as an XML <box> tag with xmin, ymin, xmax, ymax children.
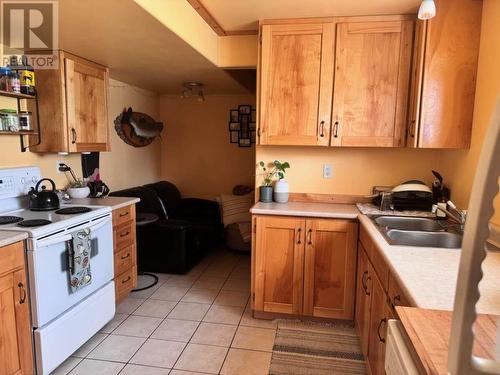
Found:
<box><xmin>71</xmin><ymin>128</ymin><xmax>77</xmax><ymax>144</ymax></box>
<box><xmin>364</xmin><ymin>275</ymin><xmax>371</xmax><ymax>296</ymax></box>
<box><xmin>297</xmin><ymin>228</ymin><xmax>302</xmax><ymax>244</ymax></box>
<box><xmin>319</xmin><ymin>121</ymin><xmax>325</xmax><ymax>137</ymax></box>
<box><xmin>18</xmin><ymin>282</ymin><xmax>26</xmax><ymax>304</ymax></box>
<box><xmin>333</xmin><ymin>121</ymin><xmax>339</xmax><ymax>138</ymax></box>
<box><xmin>377</xmin><ymin>318</ymin><xmax>387</xmax><ymax>343</ymax></box>
<box><xmin>408</xmin><ymin>120</ymin><xmax>416</xmax><ymax>138</ymax></box>
<box><xmin>307</xmin><ymin>229</ymin><xmax>312</xmax><ymax>245</ymax></box>
<box><xmin>391</xmin><ymin>295</ymin><xmax>401</xmax><ymax>310</ymax></box>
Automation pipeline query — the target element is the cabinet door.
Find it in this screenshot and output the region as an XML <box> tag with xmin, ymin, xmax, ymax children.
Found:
<box><xmin>331</xmin><ymin>20</ymin><xmax>413</xmax><ymax>147</ymax></box>
<box><xmin>367</xmin><ymin>263</ymin><xmax>393</xmax><ymax>375</ymax></box>
<box><xmin>413</xmin><ymin>0</ymin><xmax>482</xmax><ymax>148</ymax></box>
<box><xmin>259</xmin><ymin>23</ymin><xmax>334</xmax><ymax>146</ymax></box>
<box><xmin>303</xmin><ymin>219</ymin><xmax>357</xmax><ymax>319</ymax></box>
<box><xmin>254</xmin><ymin>216</ymin><xmax>305</xmax><ymax>314</ymax></box>
<box><xmin>65</xmin><ymin>56</ymin><xmax>110</xmax><ymax>153</ymax></box>
<box><xmin>0</xmin><ymin>270</ymin><xmax>33</xmax><ymax>375</ymax></box>
<box><xmin>355</xmin><ymin>243</ymin><xmax>371</xmax><ymax>357</ymax></box>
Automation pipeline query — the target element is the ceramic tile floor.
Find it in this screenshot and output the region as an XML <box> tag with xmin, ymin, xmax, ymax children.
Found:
<box><xmin>51</xmin><ymin>249</ymin><xmax>276</xmax><ymax>375</ymax></box>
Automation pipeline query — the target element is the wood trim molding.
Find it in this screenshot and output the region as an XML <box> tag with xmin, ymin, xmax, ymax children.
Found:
<box><xmin>259</xmin><ymin>14</ymin><xmax>416</xmax><ymax>26</ymax></box>
<box><xmin>288</xmin><ymin>193</ymin><xmax>372</xmax><ymax>204</ymax></box>
<box><xmin>187</xmin><ymin>0</ymin><xmax>258</xmax><ymax>36</ymax></box>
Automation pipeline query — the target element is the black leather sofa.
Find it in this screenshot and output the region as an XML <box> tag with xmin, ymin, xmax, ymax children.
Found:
<box><xmin>110</xmin><ymin>181</ymin><xmax>222</xmax><ymax>274</ymax></box>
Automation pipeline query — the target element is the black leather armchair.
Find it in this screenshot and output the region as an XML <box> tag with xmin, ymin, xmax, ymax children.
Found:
<box><xmin>110</xmin><ymin>182</ymin><xmax>222</xmax><ymax>274</ymax></box>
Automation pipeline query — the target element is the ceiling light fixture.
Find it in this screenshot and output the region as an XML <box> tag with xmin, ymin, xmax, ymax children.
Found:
<box><xmin>418</xmin><ymin>0</ymin><xmax>436</xmax><ymax>20</ymax></box>
<box><xmin>181</xmin><ymin>82</ymin><xmax>205</xmax><ymax>102</ymax></box>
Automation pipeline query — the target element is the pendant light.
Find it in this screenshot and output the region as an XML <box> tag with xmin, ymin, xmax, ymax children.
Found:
<box><xmin>418</xmin><ymin>0</ymin><xmax>436</xmax><ymax>20</ymax></box>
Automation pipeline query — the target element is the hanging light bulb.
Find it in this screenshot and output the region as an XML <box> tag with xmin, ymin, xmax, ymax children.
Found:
<box><xmin>418</xmin><ymin>0</ymin><xmax>436</xmax><ymax>20</ymax></box>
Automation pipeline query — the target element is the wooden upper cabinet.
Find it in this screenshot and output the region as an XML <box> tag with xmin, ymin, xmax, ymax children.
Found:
<box><xmin>30</xmin><ymin>51</ymin><xmax>110</xmax><ymax>153</ymax></box>
<box><xmin>0</xmin><ymin>242</ymin><xmax>33</xmax><ymax>375</ymax></box>
<box><xmin>303</xmin><ymin>219</ymin><xmax>357</xmax><ymax>319</ymax></box>
<box><xmin>254</xmin><ymin>216</ymin><xmax>305</xmax><ymax>315</ymax></box>
<box><xmin>65</xmin><ymin>56</ymin><xmax>110</xmax><ymax>153</ymax></box>
<box><xmin>331</xmin><ymin>20</ymin><xmax>414</xmax><ymax>147</ymax></box>
<box><xmin>407</xmin><ymin>0</ymin><xmax>482</xmax><ymax>148</ymax></box>
<box><xmin>259</xmin><ymin>23</ymin><xmax>334</xmax><ymax>146</ymax></box>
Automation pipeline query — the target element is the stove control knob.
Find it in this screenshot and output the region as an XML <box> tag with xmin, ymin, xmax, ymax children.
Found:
<box><xmin>21</xmin><ymin>178</ymin><xmax>26</xmax><ymax>184</ymax></box>
<box><xmin>32</xmin><ymin>176</ymin><xmax>37</xmax><ymax>183</ymax></box>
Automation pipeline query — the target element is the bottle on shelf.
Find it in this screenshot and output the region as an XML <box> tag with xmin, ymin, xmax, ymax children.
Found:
<box><xmin>19</xmin><ymin>55</ymin><xmax>36</xmax><ymax>96</ymax></box>
<box><xmin>0</xmin><ymin>67</ymin><xmax>11</xmax><ymax>91</ymax></box>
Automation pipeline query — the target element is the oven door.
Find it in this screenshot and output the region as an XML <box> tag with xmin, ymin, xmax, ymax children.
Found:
<box><xmin>27</xmin><ymin>214</ymin><xmax>114</xmax><ymax>328</ymax></box>
<box><xmin>34</xmin><ymin>281</ymin><xmax>115</xmax><ymax>374</ymax></box>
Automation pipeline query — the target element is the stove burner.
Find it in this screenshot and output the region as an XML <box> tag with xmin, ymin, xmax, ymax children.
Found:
<box><xmin>0</xmin><ymin>216</ymin><xmax>24</xmax><ymax>225</ymax></box>
<box><xmin>55</xmin><ymin>207</ymin><xmax>92</xmax><ymax>215</ymax></box>
<box><xmin>18</xmin><ymin>219</ymin><xmax>52</xmax><ymax>227</ymax></box>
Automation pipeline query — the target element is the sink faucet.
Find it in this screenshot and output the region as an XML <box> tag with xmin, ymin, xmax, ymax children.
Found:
<box><xmin>435</xmin><ymin>200</ymin><xmax>467</xmax><ymax>230</ymax></box>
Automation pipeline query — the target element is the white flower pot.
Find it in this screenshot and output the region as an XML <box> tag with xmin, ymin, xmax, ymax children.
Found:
<box><xmin>274</xmin><ymin>179</ymin><xmax>289</xmax><ymax>203</ymax></box>
<box><xmin>67</xmin><ymin>186</ymin><xmax>90</xmax><ymax>199</ymax></box>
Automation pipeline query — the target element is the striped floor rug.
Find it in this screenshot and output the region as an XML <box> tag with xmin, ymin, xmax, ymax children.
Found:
<box><xmin>269</xmin><ymin>320</ymin><xmax>367</xmax><ymax>375</ymax></box>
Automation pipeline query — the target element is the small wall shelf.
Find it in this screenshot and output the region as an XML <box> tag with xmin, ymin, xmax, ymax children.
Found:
<box><xmin>0</xmin><ymin>88</ymin><xmax>41</xmax><ymax>152</ymax></box>
<box><xmin>0</xmin><ymin>130</ymin><xmax>39</xmax><ymax>135</ymax></box>
<box><xmin>0</xmin><ymin>90</ymin><xmax>36</xmax><ymax>99</ymax></box>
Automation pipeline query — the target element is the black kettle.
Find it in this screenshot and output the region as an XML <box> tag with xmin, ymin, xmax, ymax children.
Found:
<box><xmin>29</xmin><ymin>178</ymin><xmax>60</xmax><ymax>211</ymax></box>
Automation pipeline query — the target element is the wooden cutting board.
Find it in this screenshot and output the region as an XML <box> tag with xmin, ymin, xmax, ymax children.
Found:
<box><xmin>396</xmin><ymin>306</ymin><xmax>498</xmax><ymax>375</ymax></box>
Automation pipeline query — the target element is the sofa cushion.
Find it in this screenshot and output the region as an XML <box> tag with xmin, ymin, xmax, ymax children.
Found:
<box><xmin>218</xmin><ymin>194</ymin><xmax>252</xmax><ymax>227</ymax></box>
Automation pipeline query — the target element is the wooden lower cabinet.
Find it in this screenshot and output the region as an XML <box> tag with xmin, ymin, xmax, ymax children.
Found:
<box><xmin>112</xmin><ymin>204</ymin><xmax>138</xmax><ymax>303</ymax></box>
<box><xmin>356</xmin><ymin>235</ymin><xmax>413</xmax><ymax>375</ymax></box>
<box><xmin>253</xmin><ymin>215</ymin><xmax>357</xmax><ymax>319</ymax></box>
<box><xmin>303</xmin><ymin>219</ymin><xmax>357</xmax><ymax>319</ymax></box>
<box><xmin>355</xmin><ymin>243</ymin><xmax>371</xmax><ymax>357</ymax></box>
<box><xmin>367</xmin><ymin>263</ymin><xmax>393</xmax><ymax>375</ymax></box>
<box><xmin>0</xmin><ymin>241</ymin><xmax>33</xmax><ymax>375</ymax></box>
<box><xmin>254</xmin><ymin>216</ymin><xmax>305</xmax><ymax>314</ymax></box>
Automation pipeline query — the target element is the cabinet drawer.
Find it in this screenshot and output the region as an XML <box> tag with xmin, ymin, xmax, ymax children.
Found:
<box><xmin>114</xmin><ymin>222</ymin><xmax>134</xmax><ymax>252</ymax></box>
<box><xmin>114</xmin><ymin>244</ymin><xmax>136</xmax><ymax>276</ymax></box>
<box><xmin>0</xmin><ymin>241</ymin><xmax>24</xmax><ymax>276</ymax></box>
<box><xmin>388</xmin><ymin>273</ymin><xmax>412</xmax><ymax>313</ymax></box>
<box><xmin>115</xmin><ymin>266</ymin><xmax>136</xmax><ymax>303</ymax></box>
<box><xmin>113</xmin><ymin>205</ymin><xmax>135</xmax><ymax>227</ymax></box>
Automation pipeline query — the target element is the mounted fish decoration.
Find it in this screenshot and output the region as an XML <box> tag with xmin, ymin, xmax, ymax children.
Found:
<box><xmin>114</xmin><ymin>107</ymin><xmax>163</xmax><ymax>147</ymax></box>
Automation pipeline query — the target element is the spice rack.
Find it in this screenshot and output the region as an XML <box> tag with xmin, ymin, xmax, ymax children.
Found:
<box><xmin>0</xmin><ymin>89</ymin><xmax>41</xmax><ymax>152</ymax></box>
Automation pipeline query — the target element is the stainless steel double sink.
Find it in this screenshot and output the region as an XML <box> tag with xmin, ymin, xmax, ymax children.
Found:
<box><xmin>370</xmin><ymin>215</ymin><xmax>462</xmax><ymax>249</ymax></box>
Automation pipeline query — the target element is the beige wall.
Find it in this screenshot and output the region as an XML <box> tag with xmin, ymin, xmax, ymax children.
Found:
<box><xmin>0</xmin><ymin>79</ymin><xmax>161</xmax><ymax>191</ymax></box>
<box><xmin>437</xmin><ymin>0</ymin><xmax>500</xmax><ymax>226</ymax></box>
<box><xmin>160</xmin><ymin>95</ymin><xmax>256</xmax><ymax>199</ymax></box>
<box><xmin>256</xmin><ymin>146</ymin><xmax>441</xmax><ymax>195</ymax></box>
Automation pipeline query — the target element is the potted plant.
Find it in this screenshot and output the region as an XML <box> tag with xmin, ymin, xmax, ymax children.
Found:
<box><xmin>258</xmin><ymin>160</ymin><xmax>290</xmax><ymax>203</ymax></box>
<box><xmin>67</xmin><ymin>179</ymin><xmax>90</xmax><ymax>199</ymax></box>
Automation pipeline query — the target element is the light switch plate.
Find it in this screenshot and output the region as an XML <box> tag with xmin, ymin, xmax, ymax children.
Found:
<box><xmin>323</xmin><ymin>164</ymin><xmax>332</xmax><ymax>179</ymax></box>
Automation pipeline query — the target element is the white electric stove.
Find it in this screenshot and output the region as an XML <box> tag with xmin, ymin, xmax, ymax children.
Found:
<box><xmin>0</xmin><ymin>167</ymin><xmax>116</xmax><ymax>374</ymax></box>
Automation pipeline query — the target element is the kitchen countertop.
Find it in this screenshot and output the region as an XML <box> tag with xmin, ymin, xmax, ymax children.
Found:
<box><xmin>251</xmin><ymin>201</ymin><xmax>359</xmax><ymax>219</ymax></box>
<box><xmin>0</xmin><ymin>231</ymin><xmax>28</xmax><ymax>248</ymax></box>
<box><xmin>251</xmin><ymin>201</ymin><xmax>500</xmax><ymax>314</ymax></box>
<box><xmin>67</xmin><ymin>196</ymin><xmax>140</xmax><ymax>210</ymax></box>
